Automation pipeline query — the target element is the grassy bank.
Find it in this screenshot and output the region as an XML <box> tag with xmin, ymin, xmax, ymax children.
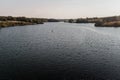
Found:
<box><xmin>0</xmin><ymin>16</ymin><xmax>46</xmax><ymax>28</ymax></box>
<box><xmin>0</xmin><ymin>21</ymin><xmax>37</xmax><ymax>27</ymax></box>
<box><xmin>67</xmin><ymin>16</ymin><xmax>120</xmax><ymax>27</ymax></box>
<box><xmin>95</xmin><ymin>21</ymin><xmax>120</xmax><ymax>27</ymax></box>
<box><xmin>0</xmin><ymin>16</ymin><xmax>64</xmax><ymax>28</ymax></box>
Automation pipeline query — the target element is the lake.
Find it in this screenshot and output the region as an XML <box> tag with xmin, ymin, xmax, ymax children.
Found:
<box><xmin>0</xmin><ymin>22</ymin><xmax>120</xmax><ymax>80</ymax></box>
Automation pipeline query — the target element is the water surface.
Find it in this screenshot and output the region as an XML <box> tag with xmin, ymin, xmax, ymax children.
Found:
<box><xmin>0</xmin><ymin>22</ymin><xmax>120</xmax><ymax>80</ymax></box>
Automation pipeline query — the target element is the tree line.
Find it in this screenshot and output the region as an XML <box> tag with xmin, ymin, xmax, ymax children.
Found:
<box><xmin>0</xmin><ymin>16</ymin><xmax>47</xmax><ymax>24</ymax></box>
<box><xmin>67</xmin><ymin>16</ymin><xmax>120</xmax><ymax>27</ymax></box>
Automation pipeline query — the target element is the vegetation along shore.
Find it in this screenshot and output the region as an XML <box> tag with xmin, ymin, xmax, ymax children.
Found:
<box><xmin>0</xmin><ymin>16</ymin><xmax>62</xmax><ymax>28</ymax></box>
<box><xmin>1</xmin><ymin>16</ymin><xmax>120</xmax><ymax>27</ymax></box>
<box><xmin>0</xmin><ymin>16</ymin><xmax>47</xmax><ymax>28</ymax></box>
<box><xmin>67</xmin><ymin>16</ymin><xmax>120</xmax><ymax>27</ymax></box>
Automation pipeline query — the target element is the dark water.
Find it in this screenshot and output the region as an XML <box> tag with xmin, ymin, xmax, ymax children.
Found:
<box><xmin>0</xmin><ymin>22</ymin><xmax>120</xmax><ymax>80</ymax></box>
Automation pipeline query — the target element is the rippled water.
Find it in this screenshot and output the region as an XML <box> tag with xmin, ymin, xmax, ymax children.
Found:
<box><xmin>0</xmin><ymin>22</ymin><xmax>120</xmax><ymax>80</ymax></box>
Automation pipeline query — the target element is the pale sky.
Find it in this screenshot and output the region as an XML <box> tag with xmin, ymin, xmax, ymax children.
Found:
<box><xmin>0</xmin><ymin>0</ymin><xmax>120</xmax><ymax>18</ymax></box>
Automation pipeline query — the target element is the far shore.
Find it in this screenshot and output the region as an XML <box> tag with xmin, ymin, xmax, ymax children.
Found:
<box><xmin>95</xmin><ymin>21</ymin><xmax>120</xmax><ymax>27</ymax></box>
<box><xmin>1</xmin><ymin>16</ymin><xmax>120</xmax><ymax>27</ymax></box>
<box><xmin>66</xmin><ymin>16</ymin><xmax>120</xmax><ymax>27</ymax></box>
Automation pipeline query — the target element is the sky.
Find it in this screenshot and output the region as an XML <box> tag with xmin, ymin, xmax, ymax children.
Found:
<box><xmin>0</xmin><ymin>0</ymin><xmax>120</xmax><ymax>19</ymax></box>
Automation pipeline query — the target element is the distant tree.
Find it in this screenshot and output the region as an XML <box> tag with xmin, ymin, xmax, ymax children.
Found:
<box><xmin>76</xmin><ymin>19</ymin><xmax>88</xmax><ymax>23</ymax></box>
<box><xmin>68</xmin><ymin>19</ymin><xmax>74</xmax><ymax>23</ymax></box>
<box><xmin>48</xmin><ymin>19</ymin><xmax>59</xmax><ymax>22</ymax></box>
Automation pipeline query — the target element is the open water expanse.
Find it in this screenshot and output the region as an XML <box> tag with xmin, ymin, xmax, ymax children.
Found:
<box><xmin>0</xmin><ymin>22</ymin><xmax>120</xmax><ymax>80</ymax></box>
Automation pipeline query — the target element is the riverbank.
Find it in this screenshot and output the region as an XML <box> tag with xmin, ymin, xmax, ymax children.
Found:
<box><xmin>95</xmin><ymin>21</ymin><xmax>120</xmax><ymax>27</ymax></box>
<box><xmin>0</xmin><ymin>21</ymin><xmax>44</xmax><ymax>27</ymax></box>
<box><xmin>0</xmin><ymin>16</ymin><xmax>45</xmax><ymax>28</ymax></box>
<box><xmin>0</xmin><ymin>16</ymin><xmax>64</xmax><ymax>28</ymax></box>
<box><xmin>66</xmin><ymin>16</ymin><xmax>120</xmax><ymax>27</ymax></box>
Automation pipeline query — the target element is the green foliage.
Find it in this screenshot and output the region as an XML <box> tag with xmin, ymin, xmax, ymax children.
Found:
<box><xmin>0</xmin><ymin>16</ymin><xmax>47</xmax><ymax>27</ymax></box>
<box><xmin>0</xmin><ymin>21</ymin><xmax>37</xmax><ymax>27</ymax></box>
<box><xmin>76</xmin><ymin>19</ymin><xmax>88</xmax><ymax>23</ymax></box>
<box><xmin>68</xmin><ymin>19</ymin><xmax>74</xmax><ymax>23</ymax></box>
<box><xmin>0</xmin><ymin>16</ymin><xmax>45</xmax><ymax>24</ymax></box>
<box><xmin>48</xmin><ymin>19</ymin><xmax>59</xmax><ymax>22</ymax></box>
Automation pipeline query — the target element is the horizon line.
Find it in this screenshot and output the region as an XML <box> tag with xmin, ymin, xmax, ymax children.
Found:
<box><xmin>0</xmin><ymin>15</ymin><xmax>120</xmax><ymax>19</ymax></box>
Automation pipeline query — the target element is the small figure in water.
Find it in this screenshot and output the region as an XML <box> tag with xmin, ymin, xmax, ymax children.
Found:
<box><xmin>51</xmin><ymin>30</ymin><xmax>54</xmax><ymax>32</ymax></box>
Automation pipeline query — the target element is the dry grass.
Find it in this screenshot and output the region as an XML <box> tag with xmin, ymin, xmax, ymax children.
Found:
<box><xmin>103</xmin><ymin>21</ymin><xmax>120</xmax><ymax>27</ymax></box>
<box><xmin>95</xmin><ymin>21</ymin><xmax>120</xmax><ymax>27</ymax></box>
<box><xmin>0</xmin><ymin>21</ymin><xmax>34</xmax><ymax>27</ymax></box>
